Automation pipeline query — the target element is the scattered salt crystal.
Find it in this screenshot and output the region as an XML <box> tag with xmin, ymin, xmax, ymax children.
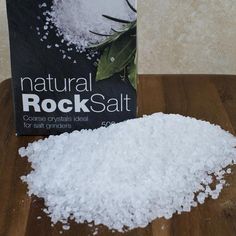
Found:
<box><xmin>19</xmin><ymin>113</ymin><xmax>236</xmax><ymax>232</ymax></box>
<box><xmin>220</xmin><ymin>179</ymin><xmax>226</xmax><ymax>185</ymax></box>
<box><xmin>41</xmin><ymin>3</ymin><xmax>47</xmax><ymax>8</ymax></box>
<box><xmin>197</xmin><ymin>192</ymin><xmax>207</xmax><ymax>204</ymax></box>
<box><xmin>110</xmin><ymin>57</ymin><xmax>115</xmax><ymax>62</ymax></box>
<box><xmin>37</xmin><ymin>216</ymin><xmax>42</xmax><ymax>220</ymax></box>
<box><xmin>211</xmin><ymin>193</ymin><xmax>220</xmax><ymax>200</ymax></box>
<box><xmin>62</xmin><ymin>225</ymin><xmax>70</xmax><ymax>231</ymax></box>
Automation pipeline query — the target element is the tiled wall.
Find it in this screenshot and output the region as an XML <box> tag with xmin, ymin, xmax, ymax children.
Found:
<box><xmin>0</xmin><ymin>0</ymin><xmax>11</xmax><ymax>82</ymax></box>
<box><xmin>138</xmin><ymin>0</ymin><xmax>236</xmax><ymax>74</ymax></box>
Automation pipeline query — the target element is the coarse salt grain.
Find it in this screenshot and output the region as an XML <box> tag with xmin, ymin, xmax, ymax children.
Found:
<box><xmin>62</xmin><ymin>225</ymin><xmax>70</xmax><ymax>231</ymax></box>
<box><xmin>19</xmin><ymin>113</ymin><xmax>236</xmax><ymax>232</ymax></box>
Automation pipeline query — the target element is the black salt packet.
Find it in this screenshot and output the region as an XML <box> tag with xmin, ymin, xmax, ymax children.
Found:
<box><xmin>6</xmin><ymin>0</ymin><xmax>137</xmax><ymax>135</ymax></box>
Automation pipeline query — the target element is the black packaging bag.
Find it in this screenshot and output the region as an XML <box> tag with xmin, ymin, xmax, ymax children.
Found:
<box><xmin>6</xmin><ymin>0</ymin><xmax>137</xmax><ymax>135</ymax></box>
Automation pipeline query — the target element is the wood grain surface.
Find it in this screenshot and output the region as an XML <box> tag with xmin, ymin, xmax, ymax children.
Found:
<box><xmin>0</xmin><ymin>75</ymin><xmax>236</xmax><ymax>236</ymax></box>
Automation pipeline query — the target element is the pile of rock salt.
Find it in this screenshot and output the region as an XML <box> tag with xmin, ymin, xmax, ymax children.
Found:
<box><xmin>19</xmin><ymin>113</ymin><xmax>236</xmax><ymax>232</ymax></box>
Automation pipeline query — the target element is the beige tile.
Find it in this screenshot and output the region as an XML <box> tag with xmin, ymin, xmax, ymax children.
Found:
<box><xmin>138</xmin><ymin>0</ymin><xmax>236</xmax><ymax>74</ymax></box>
<box><xmin>0</xmin><ymin>0</ymin><xmax>11</xmax><ymax>82</ymax></box>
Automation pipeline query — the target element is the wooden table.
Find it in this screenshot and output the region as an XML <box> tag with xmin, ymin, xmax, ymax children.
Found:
<box><xmin>0</xmin><ymin>76</ymin><xmax>236</xmax><ymax>236</ymax></box>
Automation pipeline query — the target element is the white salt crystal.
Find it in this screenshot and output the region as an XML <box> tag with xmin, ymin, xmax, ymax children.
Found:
<box><xmin>48</xmin><ymin>0</ymin><xmax>137</xmax><ymax>49</ymax></box>
<box><xmin>110</xmin><ymin>57</ymin><xmax>115</xmax><ymax>62</ymax></box>
<box><xmin>220</xmin><ymin>179</ymin><xmax>226</xmax><ymax>184</ymax></box>
<box><xmin>19</xmin><ymin>113</ymin><xmax>236</xmax><ymax>232</ymax></box>
<box><xmin>41</xmin><ymin>3</ymin><xmax>47</xmax><ymax>8</ymax></box>
<box><xmin>197</xmin><ymin>192</ymin><xmax>207</xmax><ymax>204</ymax></box>
<box><xmin>62</xmin><ymin>225</ymin><xmax>70</xmax><ymax>231</ymax></box>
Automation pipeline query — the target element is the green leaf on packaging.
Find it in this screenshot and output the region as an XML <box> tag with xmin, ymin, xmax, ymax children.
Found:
<box><xmin>96</xmin><ymin>34</ymin><xmax>136</xmax><ymax>81</ymax></box>
<box><xmin>127</xmin><ymin>58</ymin><xmax>137</xmax><ymax>90</ymax></box>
